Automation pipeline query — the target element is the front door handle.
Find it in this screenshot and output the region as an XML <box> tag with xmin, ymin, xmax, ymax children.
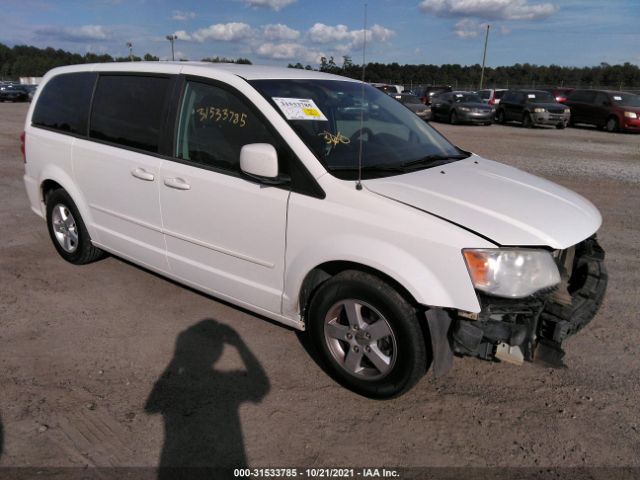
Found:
<box><xmin>131</xmin><ymin>168</ymin><xmax>155</xmax><ymax>181</ymax></box>
<box><xmin>164</xmin><ymin>177</ymin><xmax>191</xmax><ymax>190</ymax></box>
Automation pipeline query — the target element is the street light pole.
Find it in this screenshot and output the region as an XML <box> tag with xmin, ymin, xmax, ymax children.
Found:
<box><xmin>126</xmin><ymin>42</ymin><xmax>133</xmax><ymax>61</ymax></box>
<box><xmin>166</xmin><ymin>35</ymin><xmax>178</xmax><ymax>61</ymax></box>
<box><xmin>479</xmin><ymin>24</ymin><xmax>490</xmax><ymax>90</ymax></box>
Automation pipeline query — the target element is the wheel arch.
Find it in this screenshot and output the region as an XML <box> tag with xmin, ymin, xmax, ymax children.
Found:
<box><xmin>298</xmin><ymin>260</ymin><xmax>419</xmax><ymax>324</ymax></box>
<box><xmin>38</xmin><ymin>166</ymin><xmax>98</xmax><ymax>241</ymax></box>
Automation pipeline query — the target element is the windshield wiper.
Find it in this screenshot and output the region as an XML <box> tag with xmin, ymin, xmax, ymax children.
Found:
<box><xmin>399</xmin><ymin>153</ymin><xmax>469</xmax><ymax>170</ymax></box>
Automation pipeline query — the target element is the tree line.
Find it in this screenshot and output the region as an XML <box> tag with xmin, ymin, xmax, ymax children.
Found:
<box><xmin>2</xmin><ymin>42</ymin><xmax>638</xmax><ymax>89</ymax></box>
<box><xmin>290</xmin><ymin>56</ymin><xmax>640</xmax><ymax>89</ymax></box>
<box><xmin>0</xmin><ymin>43</ymin><xmax>251</xmax><ymax>79</ymax></box>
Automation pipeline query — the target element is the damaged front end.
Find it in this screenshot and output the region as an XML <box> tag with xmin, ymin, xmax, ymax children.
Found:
<box><xmin>428</xmin><ymin>236</ymin><xmax>607</xmax><ymax>373</ymax></box>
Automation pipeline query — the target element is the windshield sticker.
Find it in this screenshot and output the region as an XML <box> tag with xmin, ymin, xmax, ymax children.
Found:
<box><xmin>613</xmin><ymin>96</ymin><xmax>622</xmax><ymax>101</ymax></box>
<box><xmin>319</xmin><ymin>130</ymin><xmax>350</xmax><ymax>146</ymax></box>
<box><xmin>527</xmin><ymin>94</ymin><xmax>536</xmax><ymax>98</ymax></box>
<box><xmin>272</xmin><ymin>97</ymin><xmax>328</xmax><ymax>121</ymax></box>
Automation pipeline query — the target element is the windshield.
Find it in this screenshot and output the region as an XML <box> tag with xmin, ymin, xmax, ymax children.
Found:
<box><xmin>525</xmin><ymin>92</ymin><xmax>556</xmax><ymax>103</ymax></box>
<box><xmin>612</xmin><ymin>93</ymin><xmax>640</xmax><ymax>107</ymax></box>
<box><xmin>452</xmin><ymin>93</ymin><xmax>483</xmax><ymax>103</ymax></box>
<box><xmin>250</xmin><ymin>79</ymin><xmax>466</xmax><ymax>180</ymax></box>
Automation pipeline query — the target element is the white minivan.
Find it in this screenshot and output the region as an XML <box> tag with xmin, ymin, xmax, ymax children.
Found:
<box><xmin>23</xmin><ymin>62</ymin><xmax>607</xmax><ymax>398</ymax></box>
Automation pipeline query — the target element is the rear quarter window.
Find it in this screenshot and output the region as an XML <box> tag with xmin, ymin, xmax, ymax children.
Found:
<box><xmin>89</xmin><ymin>75</ymin><xmax>171</xmax><ymax>153</ymax></box>
<box><xmin>32</xmin><ymin>72</ymin><xmax>96</xmax><ymax>135</ymax></box>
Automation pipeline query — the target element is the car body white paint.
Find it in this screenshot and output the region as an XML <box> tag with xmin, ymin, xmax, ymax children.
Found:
<box><xmin>23</xmin><ymin>62</ymin><xmax>602</xmax><ymax>331</ymax></box>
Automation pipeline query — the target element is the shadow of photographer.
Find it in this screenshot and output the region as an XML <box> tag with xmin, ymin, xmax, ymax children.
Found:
<box><xmin>145</xmin><ymin>319</ymin><xmax>270</xmax><ymax>478</ymax></box>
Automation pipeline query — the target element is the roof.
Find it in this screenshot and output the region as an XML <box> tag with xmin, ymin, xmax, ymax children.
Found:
<box><xmin>43</xmin><ymin>61</ymin><xmax>358</xmax><ymax>83</ymax></box>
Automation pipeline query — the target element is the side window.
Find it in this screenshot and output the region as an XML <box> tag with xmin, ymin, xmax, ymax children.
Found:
<box><xmin>478</xmin><ymin>90</ymin><xmax>490</xmax><ymax>100</ymax></box>
<box><xmin>32</xmin><ymin>72</ymin><xmax>96</xmax><ymax>135</ymax></box>
<box><xmin>90</xmin><ymin>75</ymin><xmax>171</xmax><ymax>153</ymax></box>
<box><xmin>175</xmin><ymin>81</ymin><xmax>278</xmax><ymax>173</ymax></box>
<box><xmin>595</xmin><ymin>92</ymin><xmax>610</xmax><ymax>106</ymax></box>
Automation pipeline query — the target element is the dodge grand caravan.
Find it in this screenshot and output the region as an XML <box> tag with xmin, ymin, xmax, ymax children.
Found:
<box><xmin>23</xmin><ymin>63</ymin><xmax>607</xmax><ymax>398</ymax></box>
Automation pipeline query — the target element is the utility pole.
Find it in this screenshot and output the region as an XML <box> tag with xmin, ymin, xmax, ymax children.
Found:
<box><xmin>166</xmin><ymin>34</ymin><xmax>178</xmax><ymax>61</ymax></box>
<box><xmin>479</xmin><ymin>24</ymin><xmax>490</xmax><ymax>90</ymax></box>
<box><xmin>126</xmin><ymin>42</ymin><xmax>133</xmax><ymax>61</ymax></box>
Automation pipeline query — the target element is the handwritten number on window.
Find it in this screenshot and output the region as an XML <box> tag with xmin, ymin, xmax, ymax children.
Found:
<box><xmin>194</xmin><ymin>106</ymin><xmax>248</xmax><ymax>128</ymax></box>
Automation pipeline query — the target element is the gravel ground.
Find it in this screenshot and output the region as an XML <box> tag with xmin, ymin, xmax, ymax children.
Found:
<box><xmin>0</xmin><ymin>102</ymin><xmax>639</xmax><ymax>476</ymax></box>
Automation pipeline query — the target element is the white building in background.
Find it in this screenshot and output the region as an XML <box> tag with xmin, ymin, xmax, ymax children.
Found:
<box><xmin>20</xmin><ymin>77</ymin><xmax>43</xmax><ymax>85</ymax></box>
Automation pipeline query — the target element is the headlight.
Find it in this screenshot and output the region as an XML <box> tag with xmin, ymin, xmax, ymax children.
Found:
<box><xmin>533</xmin><ymin>108</ymin><xmax>546</xmax><ymax>113</ymax></box>
<box><xmin>459</xmin><ymin>107</ymin><xmax>470</xmax><ymax>112</ymax></box>
<box><xmin>462</xmin><ymin>249</ymin><xmax>560</xmax><ymax>298</ymax></box>
<box><xmin>624</xmin><ymin>111</ymin><xmax>638</xmax><ymax>119</ymax></box>
<box><xmin>565</xmin><ymin>109</ymin><xmax>570</xmax><ymax>114</ymax></box>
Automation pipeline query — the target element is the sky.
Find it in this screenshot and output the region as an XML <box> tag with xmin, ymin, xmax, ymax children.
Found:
<box><xmin>1</xmin><ymin>0</ymin><xmax>639</xmax><ymax>67</ymax></box>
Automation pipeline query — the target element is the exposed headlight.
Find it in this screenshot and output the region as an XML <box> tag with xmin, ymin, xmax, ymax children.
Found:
<box><xmin>565</xmin><ymin>109</ymin><xmax>570</xmax><ymax>114</ymax></box>
<box><xmin>458</xmin><ymin>107</ymin><xmax>471</xmax><ymax>112</ymax></box>
<box><xmin>624</xmin><ymin>111</ymin><xmax>638</xmax><ymax>119</ymax></box>
<box><xmin>463</xmin><ymin>249</ymin><xmax>560</xmax><ymax>298</ymax></box>
<box><xmin>533</xmin><ymin>108</ymin><xmax>546</xmax><ymax>113</ymax></box>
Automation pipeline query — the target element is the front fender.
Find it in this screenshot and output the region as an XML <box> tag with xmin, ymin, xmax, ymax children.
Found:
<box><xmin>282</xmin><ymin>234</ymin><xmax>481</xmax><ymax>321</ymax></box>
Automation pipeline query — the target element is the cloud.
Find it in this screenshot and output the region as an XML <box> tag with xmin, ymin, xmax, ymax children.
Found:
<box><xmin>307</xmin><ymin>23</ymin><xmax>395</xmax><ymax>46</ymax></box>
<box><xmin>418</xmin><ymin>0</ymin><xmax>558</xmax><ymax>21</ymax></box>
<box><xmin>255</xmin><ymin>42</ymin><xmax>323</xmax><ymax>63</ymax></box>
<box><xmin>243</xmin><ymin>0</ymin><xmax>296</xmax><ymax>11</ymax></box>
<box><xmin>172</xmin><ymin>10</ymin><xmax>196</xmax><ymax>21</ymax></box>
<box><xmin>35</xmin><ymin>24</ymin><xmax>112</xmax><ymax>42</ymax></box>
<box><xmin>174</xmin><ymin>22</ymin><xmax>254</xmax><ymax>42</ymax></box>
<box><xmin>262</xmin><ymin>24</ymin><xmax>300</xmax><ymax>41</ymax></box>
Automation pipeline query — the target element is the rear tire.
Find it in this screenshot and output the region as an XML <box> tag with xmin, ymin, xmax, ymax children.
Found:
<box><xmin>46</xmin><ymin>189</ymin><xmax>105</xmax><ymax>265</ymax></box>
<box><xmin>308</xmin><ymin>270</ymin><xmax>428</xmax><ymax>399</ymax></box>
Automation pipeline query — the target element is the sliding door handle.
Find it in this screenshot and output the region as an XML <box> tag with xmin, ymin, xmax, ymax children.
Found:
<box><xmin>164</xmin><ymin>177</ymin><xmax>191</xmax><ymax>190</ymax></box>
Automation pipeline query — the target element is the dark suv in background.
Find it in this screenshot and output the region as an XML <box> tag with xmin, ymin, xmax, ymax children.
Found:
<box><xmin>0</xmin><ymin>84</ymin><xmax>29</xmax><ymax>102</ymax></box>
<box><xmin>419</xmin><ymin>85</ymin><xmax>452</xmax><ymax>105</ymax></box>
<box><xmin>496</xmin><ymin>90</ymin><xmax>570</xmax><ymax>129</ymax></box>
<box><xmin>564</xmin><ymin>90</ymin><xmax>640</xmax><ymax>133</ymax></box>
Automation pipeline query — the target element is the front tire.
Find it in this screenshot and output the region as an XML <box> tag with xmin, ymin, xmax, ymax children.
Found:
<box><xmin>496</xmin><ymin>110</ymin><xmax>505</xmax><ymax>124</ymax></box>
<box><xmin>522</xmin><ymin>113</ymin><xmax>533</xmax><ymax>128</ymax></box>
<box><xmin>46</xmin><ymin>189</ymin><xmax>105</xmax><ymax>265</ymax></box>
<box><xmin>449</xmin><ymin>110</ymin><xmax>458</xmax><ymax>125</ymax></box>
<box><xmin>308</xmin><ymin>270</ymin><xmax>428</xmax><ymax>399</ymax></box>
<box><xmin>606</xmin><ymin>116</ymin><xmax>618</xmax><ymax>133</ymax></box>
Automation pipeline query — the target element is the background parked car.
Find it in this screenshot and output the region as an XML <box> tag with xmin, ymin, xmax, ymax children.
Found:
<box><xmin>390</xmin><ymin>92</ymin><xmax>431</xmax><ymax>120</ymax></box>
<box><xmin>544</xmin><ymin>87</ymin><xmax>574</xmax><ymax>103</ymax></box>
<box><xmin>0</xmin><ymin>84</ymin><xmax>29</xmax><ymax>102</ymax></box>
<box><xmin>419</xmin><ymin>85</ymin><xmax>452</xmax><ymax>105</ymax></box>
<box><xmin>564</xmin><ymin>90</ymin><xmax>640</xmax><ymax>133</ymax></box>
<box><xmin>372</xmin><ymin>83</ymin><xmax>404</xmax><ymax>94</ymax></box>
<box><xmin>496</xmin><ymin>90</ymin><xmax>570</xmax><ymax>129</ymax></box>
<box><xmin>477</xmin><ymin>88</ymin><xmax>507</xmax><ymax>105</ymax></box>
<box><xmin>430</xmin><ymin>91</ymin><xmax>494</xmax><ymax>125</ymax></box>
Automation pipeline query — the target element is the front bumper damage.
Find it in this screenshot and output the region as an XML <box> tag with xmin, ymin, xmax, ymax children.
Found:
<box><xmin>427</xmin><ymin>236</ymin><xmax>607</xmax><ymax>374</ymax></box>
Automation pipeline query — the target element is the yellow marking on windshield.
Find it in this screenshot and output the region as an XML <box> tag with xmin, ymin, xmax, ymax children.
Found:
<box><xmin>319</xmin><ymin>131</ymin><xmax>350</xmax><ymax>146</ymax></box>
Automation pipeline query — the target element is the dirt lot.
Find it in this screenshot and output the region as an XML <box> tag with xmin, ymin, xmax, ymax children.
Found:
<box><xmin>0</xmin><ymin>102</ymin><xmax>639</xmax><ymax>475</ymax></box>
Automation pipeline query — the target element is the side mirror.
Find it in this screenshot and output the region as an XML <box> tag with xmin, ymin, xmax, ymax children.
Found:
<box><xmin>240</xmin><ymin>143</ymin><xmax>279</xmax><ymax>180</ymax></box>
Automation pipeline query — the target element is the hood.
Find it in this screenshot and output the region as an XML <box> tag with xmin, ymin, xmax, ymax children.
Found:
<box><xmin>365</xmin><ymin>156</ymin><xmax>602</xmax><ymax>249</ymax></box>
<box><xmin>526</xmin><ymin>102</ymin><xmax>566</xmax><ymax>109</ymax></box>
